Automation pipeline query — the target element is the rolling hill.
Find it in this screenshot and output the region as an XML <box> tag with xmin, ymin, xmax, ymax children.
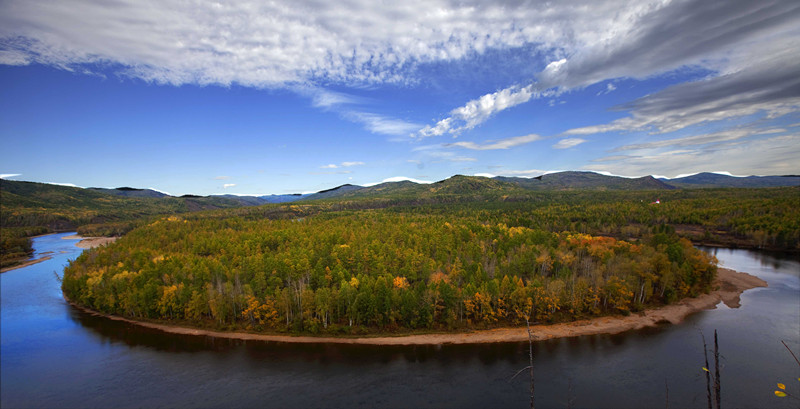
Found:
<box><xmin>497</xmin><ymin>171</ymin><xmax>674</xmax><ymax>191</ymax></box>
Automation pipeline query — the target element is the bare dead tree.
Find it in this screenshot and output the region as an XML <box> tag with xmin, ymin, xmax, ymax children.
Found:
<box><xmin>702</xmin><ymin>333</ymin><xmax>713</xmax><ymax>409</ymax></box>
<box><xmin>511</xmin><ymin>314</ymin><xmax>536</xmax><ymax>409</ymax></box>
<box><xmin>781</xmin><ymin>340</ymin><xmax>800</xmax><ymax>367</ymax></box>
<box><xmin>567</xmin><ymin>377</ymin><xmax>575</xmax><ymax>409</ymax></box>
<box><xmin>701</xmin><ymin>330</ymin><xmax>721</xmax><ymax>409</ymax></box>
<box><xmin>714</xmin><ymin>330</ymin><xmax>721</xmax><ymax>409</ymax></box>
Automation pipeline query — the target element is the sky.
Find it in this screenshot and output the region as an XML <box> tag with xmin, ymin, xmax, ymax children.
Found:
<box><xmin>1</xmin><ymin>0</ymin><xmax>799</xmax><ymax>196</ymax></box>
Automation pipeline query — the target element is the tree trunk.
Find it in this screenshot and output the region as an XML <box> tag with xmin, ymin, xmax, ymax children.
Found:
<box><xmin>714</xmin><ymin>330</ymin><xmax>721</xmax><ymax>409</ymax></box>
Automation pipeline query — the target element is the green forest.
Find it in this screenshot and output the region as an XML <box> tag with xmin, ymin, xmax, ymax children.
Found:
<box><xmin>0</xmin><ymin>180</ymin><xmax>251</xmax><ymax>268</ymax></box>
<box><xmin>63</xmin><ymin>210</ymin><xmax>717</xmax><ymax>334</ymax></box>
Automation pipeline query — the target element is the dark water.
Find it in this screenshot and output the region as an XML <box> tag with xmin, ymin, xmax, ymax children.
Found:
<box><xmin>2</xmin><ymin>234</ymin><xmax>798</xmax><ymax>408</ymax></box>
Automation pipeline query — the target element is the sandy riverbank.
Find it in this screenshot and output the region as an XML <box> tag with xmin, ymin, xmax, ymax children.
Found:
<box><xmin>2</xmin><ymin>234</ymin><xmax>116</xmax><ymax>273</ymax></box>
<box><xmin>65</xmin><ymin>267</ymin><xmax>766</xmax><ymax>345</ymax></box>
<box><xmin>62</xmin><ymin>235</ymin><xmax>117</xmax><ymax>249</ymax></box>
<box><xmin>1</xmin><ymin>256</ymin><xmax>53</xmax><ymax>273</ymax></box>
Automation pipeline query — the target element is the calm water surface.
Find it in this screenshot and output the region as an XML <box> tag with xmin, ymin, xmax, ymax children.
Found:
<box><xmin>2</xmin><ymin>234</ymin><xmax>798</xmax><ymax>408</ymax></box>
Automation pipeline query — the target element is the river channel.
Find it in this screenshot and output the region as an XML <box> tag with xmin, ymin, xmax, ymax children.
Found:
<box><xmin>1</xmin><ymin>233</ymin><xmax>798</xmax><ymax>408</ymax></box>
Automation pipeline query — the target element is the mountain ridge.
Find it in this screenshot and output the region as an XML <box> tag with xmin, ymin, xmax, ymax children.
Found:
<box><xmin>660</xmin><ymin>172</ymin><xmax>800</xmax><ymax>188</ymax></box>
<box><xmin>4</xmin><ymin>171</ymin><xmax>798</xmax><ymax>205</ymax></box>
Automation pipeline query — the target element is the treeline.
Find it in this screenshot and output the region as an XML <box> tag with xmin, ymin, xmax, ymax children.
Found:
<box><xmin>0</xmin><ymin>179</ymin><xmax>255</xmax><ymax>267</ymax></box>
<box><xmin>192</xmin><ymin>187</ymin><xmax>800</xmax><ymax>251</ymax></box>
<box><xmin>63</xmin><ymin>211</ymin><xmax>716</xmax><ymax>334</ymax></box>
<box><xmin>0</xmin><ymin>226</ymin><xmax>48</xmax><ymax>268</ymax></box>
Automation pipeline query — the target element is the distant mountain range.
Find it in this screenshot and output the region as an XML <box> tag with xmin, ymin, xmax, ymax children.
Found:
<box><xmin>88</xmin><ymin>187</ymin><xmax>170</xmax><ymax>198</ymax></box>
<box><xmin>658</xmin><ymin>172</ymin><xmax>800</xmax><ymax>188</ymax></box>
<box><xmin>5</xmin><ymin>171</ymin><xmax>799</xmax><ymax>209</ymax></box>
<box><xmin>497</xmin><ymin>172</ymin><xmax>673</xmax><ymax>191</ymax></box>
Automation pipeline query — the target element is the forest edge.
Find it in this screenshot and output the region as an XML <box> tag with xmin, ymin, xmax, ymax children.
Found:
<box><xmin>63</xmin><ymin>254</ymin><xmax>766</xmax><ymax>345</ymax></box>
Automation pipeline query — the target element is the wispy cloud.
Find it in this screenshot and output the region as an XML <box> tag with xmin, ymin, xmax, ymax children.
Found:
<box><xmin>321</xmin><ymin>161</ymin><xmax>365</xmax><ymax>169</ymax></box>
<box><xmin>416</xmin><ymin>1</ymin><xmax>800</xmax><ymax>138</ymax></box>
<box><xmin>610</xmin><ymin>128</ymin><xmax>772</xmax><ymax>152</ymax></box>
<box><xmin>214</xmin><ymin>175</ymin><xmax>231</xmax><ymax>180</ymax></box>
<box><xmin>223</xmin><ymin>183</ymin><xmax>236</xmax><ymax>189</ymax></box>
<box><xmin>418</xmin><ymin>85</ymin><xmax>545</xmax><ymax>137</ymax></box>
<box><xmin>552</xmin><ymin>138</ymin><xmax>586</xmax><ymax>149</ymax></box>
<box><xmin>565</xmin><ymin>46</ymin><xmax>800</xmax><ymax>137</ymax></box>
<box><xmin>590</xmin><ymin>155</ymin><xmax>635</xmax><ymax>163</ymax></box>
<box><xmin>0</xmin><ymin>173</ymin><xmax>21</xmax><ymax>179</ymax></box>
<box><xmin>341</xmin><ymin>161</ymin><xmax>365</xmax><ymax>167</ymax></box>
<box><xmin>301</xmin><ymin>87</ymin><xmax>420</xmax><ymax>136</ymax></box>
<box><xmin>309</xmin><ymin>89</ymin><xmax>362</xmax><ymax>109</ymax></box>
<box><xmin>364</xmin><ymin>176</ymin><xmax>433</xmax><ymax>186</ymax></box>
<box><xmin>310</xmin><ymin>170</ymin><xmax>353</xmax><ymax>175</ymax></box>
<box><xmin>491</xmin><ymin>169</ymin><xmax>554</xmax><ymax>178</ymax></box>
<box><xmin>347</xmin><ymin>112</ymin><xmax>421</xmax><ymax>136</ymax></box>
<box><xmin>596</xmin><ymin>83</ymin><xmax>616</xmax><ymax>96</ymax></box>
<box><xmin>587</xmin><ymin>132</ymin><xmax>800</xmax><ymax>177</ymax></box>
<box><xmin>444</xmin><ymin>133</ymin><xmax>540</xmax><ymax>150</ymax></box>
<box><xmin>412</xmin><ymin>144</ymin><xmax>477</xmax><ymax>163</ymax></box>
<box><xmin>0</xmin><ymin>0</ymin><xmax>596</xmax><ymax>87</ymax></box>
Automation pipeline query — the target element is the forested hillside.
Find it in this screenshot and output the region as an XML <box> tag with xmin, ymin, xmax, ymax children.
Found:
<box><xmin>0</xmin><ymin>180</ymin><xmax>250</xmax><ymax>267</ymax></box>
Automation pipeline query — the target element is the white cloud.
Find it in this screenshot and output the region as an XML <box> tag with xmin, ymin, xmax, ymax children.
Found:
<box><xmin>310</xmin><ymin>170</ymin><xmax>353</xmax><ymax>175</ymax></box>
<box><xmin>591</xmin><ymin>155</ymin><xmax>635</xmax><ymax>162</ymax></box>
<box><xmin>611</xmin><ymin>127</ymin><xmax>786</xmax><ymax>152</ymax></box>
<box><xmin>364</xmin><ymin>176</ymin><xmax>433</xmax><ymax>186</ymax></box>
<box><xmin>341</xmin><ymin>161</ymin><xmax>365</xmax><ymax>167</ymax></box>
<box><xmin>321</xmin><ymin>161</ymin><xmax>365</xmax><ymax>170</ymax></box>
<box><xmin>586</xmin><ymin>132</ymin><xmax>800</xmax><ymax>177</ymax></box>
<box><xmin>493</xmin><ymin>169</ymin><xmax>554</xmax><ymax>178</ymax></box>
<box><xmin>0</xmin><ymin>50</ymin><xmax>28</xmax><ymax>65</ymax></box>
<box><xmin>147</xmin><ymin>187</ymin><xmax>173</xmax><ymax>196</ymax></box>
<box><xmin>223</xmin><ymin>183</ymin><xmax>236</xmax><ymax>189</ymax></box>
<box><xmin>0</xmin><ymin>0</ymin><xmax>606</xmax><ymax>87</ymax></box>
<box><xmin>346</xmin><ymin>112</ymin><xmax>421</xmax><ymax>136</ymax></box>
<box><xmin>552</xmin><ymin>138</ymin><xmax>586</xmax><ymax>149</ymax></box>
<box><xmin>413</xmin><ymin>145</ymin><xmax>478</xmax><ymax>163</ymax></box>
<box><xmin>4</xmin><ymin>0</ymin><xmax>799</xmax><ymax>148</ymax></box>
<box><xmin>445</xmin><ymin>133</ymin><xmax>540</xmax><ymax>150</ymax></box>
<box><xmin>0</xmin><ymin>173</ymin><xmax>21</xmax><ymax>179</ymax></box>
<box><xmin>46</xmin><ymin>182</ymin><xmax>80</xmax><ymax>187</ymax></box>
<box><xmin>416</xmin><ymin>1</ymin><xmax>800</xmax><ymax>139</ymax></box>
<box><xmin>596</xmin><ymin>82</ymin><xmax>616</xmax><ymax>96</ymax></box>
<box><xmin>564</xmin><ymin>51</ymin><xmax>800</xmax><ymax>137</ymax></box>
<box><xmin>417</xmin><ymin>84</ymin><xmax>543</xmax><ymax>137</ymax></box>
<box><xmin>309</xmin><ymin>89</ymin><xmax>362</xmax><ymax>109</ymax></box>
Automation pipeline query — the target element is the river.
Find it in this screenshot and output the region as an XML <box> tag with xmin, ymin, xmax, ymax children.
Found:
<box><xmin>1</xmin><ymin>233</ymin><xmax>798</xmax><ymax>408</ymax></box>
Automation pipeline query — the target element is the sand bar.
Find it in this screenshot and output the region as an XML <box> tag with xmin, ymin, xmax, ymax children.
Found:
<box><xmin>1</xmin><ymin>256</ymin><xmax>53</xmax><ymax>273</ymax></box>
<box><xmin>62</xmin><ymin>234</ymin><xmax>117</xmax><ymax>249</ymax></box>
<box><xmin>65</xmin><ymin>268</ymin><xmax>766</xmax><ymax>345</ymax></box>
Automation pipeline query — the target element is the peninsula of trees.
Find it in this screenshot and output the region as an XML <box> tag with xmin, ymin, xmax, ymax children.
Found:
<box><xmin>62</xmin><ymin>209</ymin><xmax>717</xmax><ymax>334</ymax></box>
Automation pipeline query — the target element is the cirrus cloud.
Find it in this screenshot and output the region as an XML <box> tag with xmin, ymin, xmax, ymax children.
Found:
<box><xmin>444</xmin><ymin>133</ymin><xmax>541</xmax><ymax>150</ymax></box>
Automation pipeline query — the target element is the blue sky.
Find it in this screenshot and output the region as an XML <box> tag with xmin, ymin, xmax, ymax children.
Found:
<box><xmin>1</xmin><ymin>0</ymin><xmax>799</xmax><ymax>196</ymax></box>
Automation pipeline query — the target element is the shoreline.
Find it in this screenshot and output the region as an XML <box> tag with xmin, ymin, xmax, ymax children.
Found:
<box><xmin>2</xmin><ymin>234</ymin><xmax>115</xmax><ymax>273</ymax></box>
<box><xmin>61</xmin><ymin>234</ymin><xmax>117</xmax><ymax>249</ymax></box>
<box><xmin>64</xmin><ymin>267</ymin><xmax>766</xmax><ymax>345</ymax></box>
<box><xmin>1</xmin><ymin>256</ymin><xmax>53</xmax><ymax>273</ymax></box>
